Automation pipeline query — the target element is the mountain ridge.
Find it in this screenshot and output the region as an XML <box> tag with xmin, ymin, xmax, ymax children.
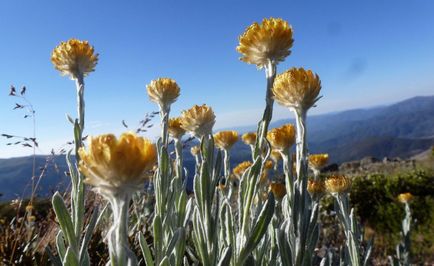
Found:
<box><xmin>1</xmin><ymin>95</ymin><xmax>433</xmax><ymax>201</ymax></box>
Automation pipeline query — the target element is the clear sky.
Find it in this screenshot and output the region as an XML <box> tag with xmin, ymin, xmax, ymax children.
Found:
<box><xmin>1</xmin><ymin>0</ymin><xmax>434</xmax><ymax>158</ymax></box>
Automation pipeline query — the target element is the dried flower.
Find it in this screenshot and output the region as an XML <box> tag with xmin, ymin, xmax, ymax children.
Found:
<box><xmin>242</xmin><ymin>132</ymin><xmax>257</xmax><ymax>145</ymax></box>
<box><xmin>233</xmin><ymin>161</ymin><xmax>252</xmax><ymax>178</ymax></box>
<box><xmin>267</xmin><ymin>124</ymin><xmax>296</xmax><ymax>151</ymax></box>
<box><xmin>146</xmin><ymin>78</ymin><xmax>180</xmax><ymax>109</ymax></box>
<box><xmin>237</xmin><ymin>17</ymin><xmax>294</xmax><ymax>68</ymax></box>
<box><xmin>325</xmin><ymin>175</ymin><xmax>352</xmax><ymax>194</ymax></box>
<box><xmin>214</xmin><ymin>130</ymin><xmax>239</xmax><ymax>150</ymax></box>
<box><xmin>190</xmin><ymin>145</ymin><xmax>201</xmax><ymax>157</ymax></box>
<box><xmin>78</xmin><ymin>132</ymin><xmax>157</xmax><ymax>196</ymax></box>
<box><xmin>51</xmin><ymin>39</ymin><xmax>98</xmax><ymax>79</ymax></box>
<box><xmin>307</xmin><ymin>179</ymin><xmax>325</xmax><ymax>197</ymax></box>
<box><xmin>180</xmin><ymin>104</ymin><xmax>216</xmax><ymax>138</ymax></box>
<box><xmin>309</xmin><ymin>154</ymin><xmax>329</xmax><ymax>171</ymax></box>
<box><xmin>273</xmin><ymin>67</ymin><xmax>321</xmax><ymax>112</ymax></box>
<box><xmin>398</xmin><ymin>192</ymin><xmax>413</xmax><ymax>204</ymax></box>
<box><xmin>270</xmin><ymin>182</ymin><xmax>286</xmax><ymax>199</ymax></box>
<box><xmin>168</xmin><ymin>117</ymin><xmax>186</xmax><ymax>139</ymax></box>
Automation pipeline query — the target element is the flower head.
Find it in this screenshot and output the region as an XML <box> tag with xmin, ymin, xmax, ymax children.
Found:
<box><xmin>242</xmin><ymin>132</ymin><xmax>257</xmax><ymax>145</ymax></box>
<box><xmin>398</xmin><ymin>192</ymin><xmax>413</xmax><ymax>204</ymax></box>
<box><xmin>78</xmin><ymin>132</ymin><xmax>157</xmax><ymax>196</ymax></box>
<box><xmin>325</xmin><ymin>175</ymin><xmax>352</xmax><ymax>194</ymax></box>
<box><xmin>214</xmin><ymin>130</ymin><xmax>239</xmax><ymax>150</ymax></box>
<box><xmin>180</xmin><ymin>104</ymin><xmax>216</xmax><ymax>138</ymax></box>
<box><xmin>267</xmin><ymin>124</ymin><xmax>296</xmax><ymax>151</ymax></box>
<box><xmin>168</xmin><ymin>117</ymin><xmax>186</xmax><ymax>139</ymax></box>
<box><xmin>190</xmin><ymin>145</ymin><xmax>201</xmax><ymax>157</ymax></box>
<box><xmin>237</xmin><ymin>17</ymin><xmax>293</xmax><ymax>68</ymax></box>
<box><xmin>51</xmin><ymin>39</ymin><xmax>98</xmax><ymax>79</ymax></box>
<box><xmin>309</xmin><ymin>154</ymin><xmax>329</xmax><ymax>171</ymax></box>
<box><xmin>273</xmin><ymin>67</ymin><xmax>321</xmax><ymax>112</ymax></box>
<box><xmin>233</xmin><ymin>161</ymin><xmax>252</xmax><ymax>179</ymax></box>
<box><xmin>307</xmin><ymin>179</ymin><xmax>326</xmax><ymax>197</ymax></box>
<box><xmin>270</xmin><ymin>182</ymin><xmax>286</xmax><ymax>200</ymax></box>
<box><xmin>264</xmin><ymin>160</ymin><xmax>273</xmax><ymax>170</ymax></box>
<box><xmin>270</xmin><ymin>150</ymin><xmax>282</xmax><ymax>163</ymax></box>
<box><xmin>146</xmin><ymin>78</ymin><xmax>180</xmax><ymax>109</ymax></box>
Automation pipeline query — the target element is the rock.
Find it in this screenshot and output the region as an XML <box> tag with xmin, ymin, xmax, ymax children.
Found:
<box><xmin>360</xmin><ymin>156</ymin><xmax>380</xmax><ymax>166</ymax></box>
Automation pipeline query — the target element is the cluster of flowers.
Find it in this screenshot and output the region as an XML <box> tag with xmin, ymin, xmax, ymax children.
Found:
<box><xmin>48</xmin><ymin>18</ymin><xmax>414</xmax><ymax>266</ymax></box>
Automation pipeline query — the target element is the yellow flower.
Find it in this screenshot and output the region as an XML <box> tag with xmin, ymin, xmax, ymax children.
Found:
<box><xmin>267</xmin><ymin>124</ymin><xmax>296</xmax><ymax>151</ymax></box>
<box><xmin>398</xmin><ymin>192</ymin><xmax>413</xmax><ymax>204</ymax></box>
<box><xmin>325</xmin><ymin>175</ymin><xmax>352</xmax><ymax>194</ymax></box>
<box><xmin>190</xmin><ymin>145</ymin><xmax>201</xmax><ymax>156</ymax></box>
<box><xmin>25</xmin><ymin>204</ymin><xmax>34</xmax><ymax>212</ymax></box>
<box><xmin>270</xmin><ymin>182</ymin><xmax>286</xmax><ymax>200</ymax></box>
<box><xmin>233</xmin><ymin>161</ymin><xmax>252</xmax><ymax>179</ymax></box>
<box><xmin>237</xmin><ymin>17</ymin><xmax>294</xmax><ymax>68</ymax></box>
<box><xmin>309</xmin><ymin>154</ymin><xmax>329</xmax><ymax>170</ymax></box>
<box><xmin>272</xmin><ymin>68</ymin><xmax>322</xmax><ymax>112</ymax></box>
<box><xmin>264</xmin><ymin>160</ymin><xmax>273</xmax><ymax>170</ymax></box>
<box><xmin>270</xmin><ymin>150</ymin><xmax>282</xmax><ymax>163</ymax></box>
<box><xmin>180</xmin><ymin>104</ymin><xmax>216</xmax><ymax>138</ymax></box>
<box><xmin>146</xmin><ymin>78</ymin><xmax>180</xmax><ymax>109</ymax></box>
<box><xmin>307</xmin><ymin>179</ymin><xmax>325</xmax><ymax>197</ymax></box>
<box><xmin>51</xmin><ymin>39</ymin><xmax>98</xmax><ymax>79</ymax></box>
<box><xmin>78</xmin><ymin>132</ymin><xmax>157</xmax><ymax>196</ymax></box>
<box><xmin>214</xmin><ymin>130</ymin><xmax>239</xmax><ymax>150</ymax></box>
<box><xmin>168</xmin><ymin>117</ymin><xmax>186</xmax><ymax>139</ymax></box>
<box><xmin>241</xmin><ymin>132</ymin><xmax>257</xmax><ymax>145</ymax></box>
<box><xmin>27</xmin><ymin>215</ymin><xmax>36</xmax><ymax>223</ymax></box>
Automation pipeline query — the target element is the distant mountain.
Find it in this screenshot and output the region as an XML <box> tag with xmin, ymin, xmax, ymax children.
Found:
<box><xmin>0</xmin><ymin>96</ymin><xmax>433</xmax><ymax>201</ymax></box>
<box><xmin>233</xmin><ymin>96</ymin><xmax>434</xmax><ymax>163</ymax></box>
<box><xmin>0</xmin><ymin>155</ymin><xmax>69</xmax><ymax>201</ymax></box>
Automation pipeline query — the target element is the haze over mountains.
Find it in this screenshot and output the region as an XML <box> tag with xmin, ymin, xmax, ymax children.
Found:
<box><xmin>1</xmin><ymin>96</ymin><xmax>433</xmax><ymax>201</ymax></box>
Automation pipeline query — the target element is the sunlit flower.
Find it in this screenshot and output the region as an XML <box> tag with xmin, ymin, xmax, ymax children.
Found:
<box><xmin>309</xmin><ymin>154</ymin><xmax>329</xmax><ymax>171</ymax></box>
<box><xmin>233</xmin><ymin>161</ymin><xmax>252</xmax><ymax>178</ymax></box>
<box><xmin>325</xmin><ymin>175</ymin><xmax>352</xmax><ymax>194</ymax></box>
<box><xmin>146</xmin><ymin>78</ymin><xmax>180</xmax><ymax>109</ymax></box>
<box><xmin>307</xmin><ymin>179</ymin><xmax>325</xmax><ymax>197</ymax></box>
<box><xmin>78</xmin><ymin>132</ymin><xmax>157</xmax><ymax>196</ymax></box>
<box><xmin>25</xmin><ymin>204</ymin><xmax>34</xmax><ymax>212</ymax></box>
<box><xmin>272</xmin><ymin>67</ymin><xmax>322</xmax><ymax>112</ymax></box>
<box><xmin>180</xmin><ymin>104</ymin><xmax>216</xmax><ymax>138</ymax></box>
<box><xmin>237</xmin><ymin>17</ymin><xmax>294</xmax><ymax>68</ymax></box>
<box><xmin>168</xmin><ymin>117</ymin><xmax>186</xmax><ymax>139</ymax></box>
<box><xmin>214</xmin><ymin>130</ymin><xmax>239</xmax><ymax>150</ymax></box>
<box><xmin>267</xmin><ymin>124</ymin><xmax>296</xmax><ymax>151</ymax></box>
<box><xmin>264</xmin><ymin>160</ymin><xmax>273</xmax><ymax>170</ymax></box>
<box><xmin>190</xmin><ymin>145</ymin><xmax>201</xmax><ymax>157</ymax></box>
<box><xmin>27</xmin><ymin>215</ymin><xmax>36</xmax><ymax>223</ymax></box>
<box><xmin>242</xmin><ymin>132</ymin><xmax>257</xmax><ymax>145</ymax></box>
<box><xmin>398</xmin><ymin>192</ymin><xmax>413</xmax><ymax>204</ymax></box>
<box><xmin>270</xmin><ymin>150</ymin><xmax>282</xmax><ymax>163</ymax></box>
<box><xmin>270</xmin><ymin>182</ymin><xmax>286</xmax><ymax>200</ymax></box>
<box><xmin>51</xmin><ymin>39</ymin><xmax>98</xmax><ymax>79</ymax></box>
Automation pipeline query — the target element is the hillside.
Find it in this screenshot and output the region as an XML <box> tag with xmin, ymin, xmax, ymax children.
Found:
<box><xmin>0</xmin><ymin>96</ymin><xmax>433</xmax><ymax>201</ymax></box>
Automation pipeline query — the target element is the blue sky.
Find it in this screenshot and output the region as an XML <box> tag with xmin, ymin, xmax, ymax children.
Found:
<box><xmin>1</xmin><ymin>0</ymin><xmax>434</xmax><ymax>158</ymax></box>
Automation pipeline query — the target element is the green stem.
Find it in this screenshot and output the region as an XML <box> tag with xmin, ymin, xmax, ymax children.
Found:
<box><xmin>74</xmin><ymin>75</ymin><xmax>86</xmax><ymax>244</ymax></box>
<box><xmin>160</xmin><ymin>105</ymin><xmax>170</xmax><ymax>148</ymax></box>
<box><xmin>174</xmin><ymin>138</ymin><xmax>183</xmax><ymax>180</ymax></box>
<box><xmin>109</xmin><ymin>193</ymin><xmax>137</xmax><ymax>266</ymax></box>
<box><xmin>223</xmin><ymin>149</ymin><xmax>230</xmax><ymax>178</ymax></box>
<box><xmin>253</xmin><ymin>60</ymin><xmax>276</xmax><ymax>159</ymax></box>
<box><xmin>336</xmin><ymin>193</ymin><xmax>361</xmax><ymax>266</ymax></box>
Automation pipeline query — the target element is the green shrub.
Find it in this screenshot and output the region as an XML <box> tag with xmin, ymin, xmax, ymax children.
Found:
<box><xmin>351</xmin><ymin>170</ymin><xmax>434</xmax><ymax>233</ymax></box>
